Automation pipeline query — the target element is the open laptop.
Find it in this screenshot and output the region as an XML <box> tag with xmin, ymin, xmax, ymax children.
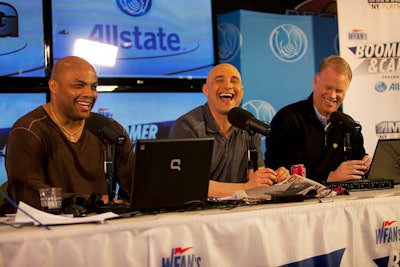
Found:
<box><xmin>366</xmin><ymin>138</ymin><xmax>400</xmax><ymax>184</ymax></box>
<box><xmin>129</xmin><ymin>137</ymin><xmax>214</xmax><ymax>213</ymax></box>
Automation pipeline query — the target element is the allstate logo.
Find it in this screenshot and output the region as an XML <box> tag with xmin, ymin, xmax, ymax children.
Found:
<box><xmin>217</xmin><ymin>23</ymin><xmax>242</xmax><ymax>63</ymax></box>
<box><xmin>375</xmin><ymin>81</ymin><xmax>387</xmax><ymax>92</ymax></box>
<box><xmin>242</xmin><ymin>100</ymin><xmax>276</xmax><ymax>125</ymax></box>
<box><xmin>116</xmin><ymin>0</ymin><xmax>152</xmax><ymax>17</ymax></box>
<box><xmin>269</xmin><ymin>24</ymin><xmax>308</xmax><ymax>63</ymax></box>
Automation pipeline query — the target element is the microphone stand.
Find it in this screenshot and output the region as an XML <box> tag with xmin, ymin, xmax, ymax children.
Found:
<box><xmin>101</xmin><ymin>143</ymin><xmax>128</xmax><ymax>214</ymax></box>
<box><xmin>343</xmin><ymin>132</ymin><xmax>352</xmax><ymax>161</ymax></box>
<box><xmin>104</xmin><ymin>144</ymin><xmax>116</xmax><ymax>205</ymax></box>
<box><xmin>246</xmin><ymin>131</ymin><xmax>258</xmax><ymax>172</ymax></box>
<box><xmin>249</xmin><ymin>149</ymin><xmax>258</xmax><ymax>172</ymax></box>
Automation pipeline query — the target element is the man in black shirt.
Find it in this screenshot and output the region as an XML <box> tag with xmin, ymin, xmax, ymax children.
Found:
<box><xmin>265</xmin><ymin>55</ymin><xmax>371</xmax><ymax>183</ymax></box>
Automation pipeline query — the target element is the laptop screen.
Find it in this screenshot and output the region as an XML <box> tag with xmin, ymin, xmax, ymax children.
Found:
<box><xmin>129</xmin><ymin>138</ymin><xmax>214</xmax><ymax>212</ymax></box>
<box><xmin>367</xmin><ymin>139</ymin><xmax>400</xmax><ymax>184</ymax></box>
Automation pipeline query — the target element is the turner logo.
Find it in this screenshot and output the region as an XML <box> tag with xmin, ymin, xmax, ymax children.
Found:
<box><xmin>375</xmin><ymin>220</ymin><xmax>399</xmax><ymax>244</ymax></box>
<box><xmin>269</xmin><ymin>24</ymin><xmax>308</xmax><ymax>63</ymax></box>
<box><xmin>116</xmin><ymin>0</ymin><xmax>152</xmax><ymax>17</ymax></box>
<box><xmin>162</xmin><ymin>247</ymin><xmax>201</xmax><ymax>267</ymax></box>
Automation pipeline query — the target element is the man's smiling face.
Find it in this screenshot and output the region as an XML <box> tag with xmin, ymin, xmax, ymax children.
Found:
<box><xmin>202</xmin><ymin>63</ymin><xmax>244</xmax><ymax>116</ymax></box>
<box><xmin>313</xmin><ymin>65</ymin><xmax>350</xmax><ymax>119</ymax></box>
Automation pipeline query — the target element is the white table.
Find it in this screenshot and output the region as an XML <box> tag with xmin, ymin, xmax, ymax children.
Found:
<box><xmin>1</xmin><ymin>187</ymin><xmax>400</xmax><ymax>267</ymax></box>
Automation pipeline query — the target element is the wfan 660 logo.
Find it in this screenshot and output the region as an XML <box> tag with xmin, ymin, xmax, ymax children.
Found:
<box><xmin>162</xmin><ymin>247</ymin><xmax>201</xmax><ymax>267</ymax></box>
<box><xmin>116</xmin><ymin>0</ymin><xmax>152</xmax><ymax>17</ymax></box>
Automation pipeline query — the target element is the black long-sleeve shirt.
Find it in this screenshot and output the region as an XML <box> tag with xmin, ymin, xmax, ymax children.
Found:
<box><xmin>265</xmin><ymin>94</ymin><xmax>367</xmax><ymax>183</ymax></box>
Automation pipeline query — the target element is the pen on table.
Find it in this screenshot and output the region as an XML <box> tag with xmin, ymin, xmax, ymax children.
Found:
<box><xmin>0</xmin><ymin>189</ymin><xmax>51</xmax><ymax>230</ymax></box>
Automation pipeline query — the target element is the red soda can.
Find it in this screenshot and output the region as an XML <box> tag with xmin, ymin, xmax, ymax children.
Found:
<box><xmin>291</xmin><ymin>164</ymin><xmax>306</xmax><ymax>177</ymax></box>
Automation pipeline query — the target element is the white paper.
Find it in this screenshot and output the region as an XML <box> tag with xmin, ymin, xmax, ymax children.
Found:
<box><xmin>14</xmin><ymin>201</ymin><xmax>119</xmax><ymax>226</ymax></box>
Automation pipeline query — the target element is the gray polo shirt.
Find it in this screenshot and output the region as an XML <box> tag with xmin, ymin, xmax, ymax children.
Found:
<box><xmin>169</xmin><ymin>103</ymin><xmax>264</xmax><ymax>183</ymax></box>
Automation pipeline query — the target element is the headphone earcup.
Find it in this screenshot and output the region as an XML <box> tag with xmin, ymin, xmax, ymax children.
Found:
<box><xmin>87</xmin><ymin>193</ymin><xmax>104</xmax><ymax>213</ymax></box>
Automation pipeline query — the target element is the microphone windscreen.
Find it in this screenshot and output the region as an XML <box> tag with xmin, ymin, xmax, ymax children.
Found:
<box><xmin>86</xmin><ymin>113</ymin><xmax>126</xmax><ymax>145</ymax></box>
<box><xmin>227</xmin><ymin>107</ymin><xmax>254</xmax><ymax>129</ymax></box>
<box><xmin>330</xmin><ymin>111</ymin><xmax>351</xmax><ymax>125</ymax></box>
<box><xmin>330</xmin><ymin>110</ymin><xmax>361</xmax><ymax>133</ymax></box>
<box><xmin>86</xmin><ymin>113</ymin><xmax>113</xmax><ymax>137</ymax></box>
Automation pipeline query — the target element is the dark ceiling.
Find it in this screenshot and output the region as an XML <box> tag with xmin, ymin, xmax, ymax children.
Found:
<box><xmin>212</xmin><ymin>0</ymin><xmax>337</xmax><ymax>16</ymax></box>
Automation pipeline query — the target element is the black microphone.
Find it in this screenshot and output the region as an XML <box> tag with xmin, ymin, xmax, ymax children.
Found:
<box><xmin>227</xmin><ymin>107</ymin><xmax>271</xmax><ymax>136</ymax></box>
<box><xmin>330</xmin><ymin>111</ymin><xmax>362</xmax><ymax>133</ymax></box>
<box><xmin>86</xmin><ymin>113</ymin><xmax>126</xmax><ymax>145</ymax></box>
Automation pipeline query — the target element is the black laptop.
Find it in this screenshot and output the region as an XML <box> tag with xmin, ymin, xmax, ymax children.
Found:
<box><xmin>367</xmin><ymin>138</ymin><xmax>400</xmax><ymax>184</ymax></box>
<box><xmin>129</xmin><ymin>138</ymin><xmax>214</xmax><ymax>213</ymax></box>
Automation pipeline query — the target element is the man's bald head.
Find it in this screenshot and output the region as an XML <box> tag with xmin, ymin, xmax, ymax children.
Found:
<box><xmin>50</xmin><ymin>56</ymin><xmax>97</xmax><ymax>83</ymax></box>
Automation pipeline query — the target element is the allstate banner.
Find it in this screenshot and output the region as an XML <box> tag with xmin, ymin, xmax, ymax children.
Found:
<box><xmin>337</xmin><ymin>0</ymin><xmax>400</xmax><ymax>155</ymax></box>
<box><xmin>217</xmin><ymin>10</ymin><xmax>315</xmax><ymax>122</ymax></box>
<box><xmin>216</xmin><ymin>10</ymin><xmax>337</xmax><ymax>153</ymax></box>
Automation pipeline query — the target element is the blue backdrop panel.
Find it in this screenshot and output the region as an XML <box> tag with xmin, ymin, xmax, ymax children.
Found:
<box><xmin>312</xmin><ymin>16</ymin><xmax>339</xmax><ymax>71</ymax></box>
<box><xmin>217</xmin><ymin>10</ymin><xmax>338</xmax><ymax>154</ymax></box>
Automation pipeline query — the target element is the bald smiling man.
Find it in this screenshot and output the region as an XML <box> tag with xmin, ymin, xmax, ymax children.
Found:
<box><xmin>3</xmin><ymin>56</ymin><xmax>135</xmax><ymax>211</ymax></box>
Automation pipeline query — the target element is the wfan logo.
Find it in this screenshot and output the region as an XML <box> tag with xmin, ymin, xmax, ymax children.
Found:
<box><xmin>97</xmin><ymin>108</ymin><xmax>113</xmax><ymax>118</ymax></box>
<box><xmin>217</xmin><ymin>23</ymin><xmax>242</xmax><ymax>63</ymax></box>
<box><xmin>116</xmin><ymin>0</ymin><xmax>152</xmax><ymax>17</ymax></box>
<box><xmin>162</xmin><ymin>247</ymin><xmax>201</xmax><ymax>267</ymax></box>
<box><xmin>376</xmin><ymin>221</ymin><xmax>399</xmax><ymax>244</ymax></box>
<box><xmin>269</xmin><ymin>24</ymin><xmax>308</xmax><ymax>63</ymax></box>
<box><xmin>347</xmin><ymin>29</ymin><xmax>368</xmax><ymax>41</ymax></box>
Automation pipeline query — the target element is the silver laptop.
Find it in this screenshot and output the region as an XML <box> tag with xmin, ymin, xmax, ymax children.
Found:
<box><xmin>129</xmin><ymin>138</ymin><xmax>214</xmax><ymax>212</ymax></box>
<box><xmin>367</xmin><ymin>139</ymin><xmax>400</xmax><ymax>184</ymax></box>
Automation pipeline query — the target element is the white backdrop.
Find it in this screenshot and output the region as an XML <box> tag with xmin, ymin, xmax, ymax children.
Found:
<box><xmin>337</xmin><ymin>0</ymin><xmax>400</xmax><ymax>155</ymax></box>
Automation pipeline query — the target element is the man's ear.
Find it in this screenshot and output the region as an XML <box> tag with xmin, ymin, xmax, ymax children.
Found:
<box><xmin>202</xmin><ymin>83</ymin><xmax>208</xmax><ymax>96</ymax></box>
<box><xmin>48</xmin><ymin>79</ymin><xmax>57</xmax><ymax>94</ymax></box>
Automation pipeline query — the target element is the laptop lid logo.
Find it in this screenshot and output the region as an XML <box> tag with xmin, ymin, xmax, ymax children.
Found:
<box><xmin>170</xmin><ymin>159</ymin><xmax>181</xmax><ymax>171</ymax></box>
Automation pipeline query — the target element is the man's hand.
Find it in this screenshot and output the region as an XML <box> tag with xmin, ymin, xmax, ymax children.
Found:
<box><xmin>246</xmin><ymin>166</ymin><xmax>290</xmax><ymax>189</ymax></box>
<box><xmin>328</xmin><ymin>159</ymin><xmax>369</xmax><ymax>182</ymax></box>
<box><xmin>275</xmin><ymin>166</ymin><xmax>290</xmax><ymax>183</ymax></box>
<box><xmin>246</xmin><ymin>167</ymin><xmax>281</xmax><ymax>189</ymax></box>
<box><xmin>361</xmin><ymin>154</ymin><xmax>372</xmax><ymax>172</ymax></box>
